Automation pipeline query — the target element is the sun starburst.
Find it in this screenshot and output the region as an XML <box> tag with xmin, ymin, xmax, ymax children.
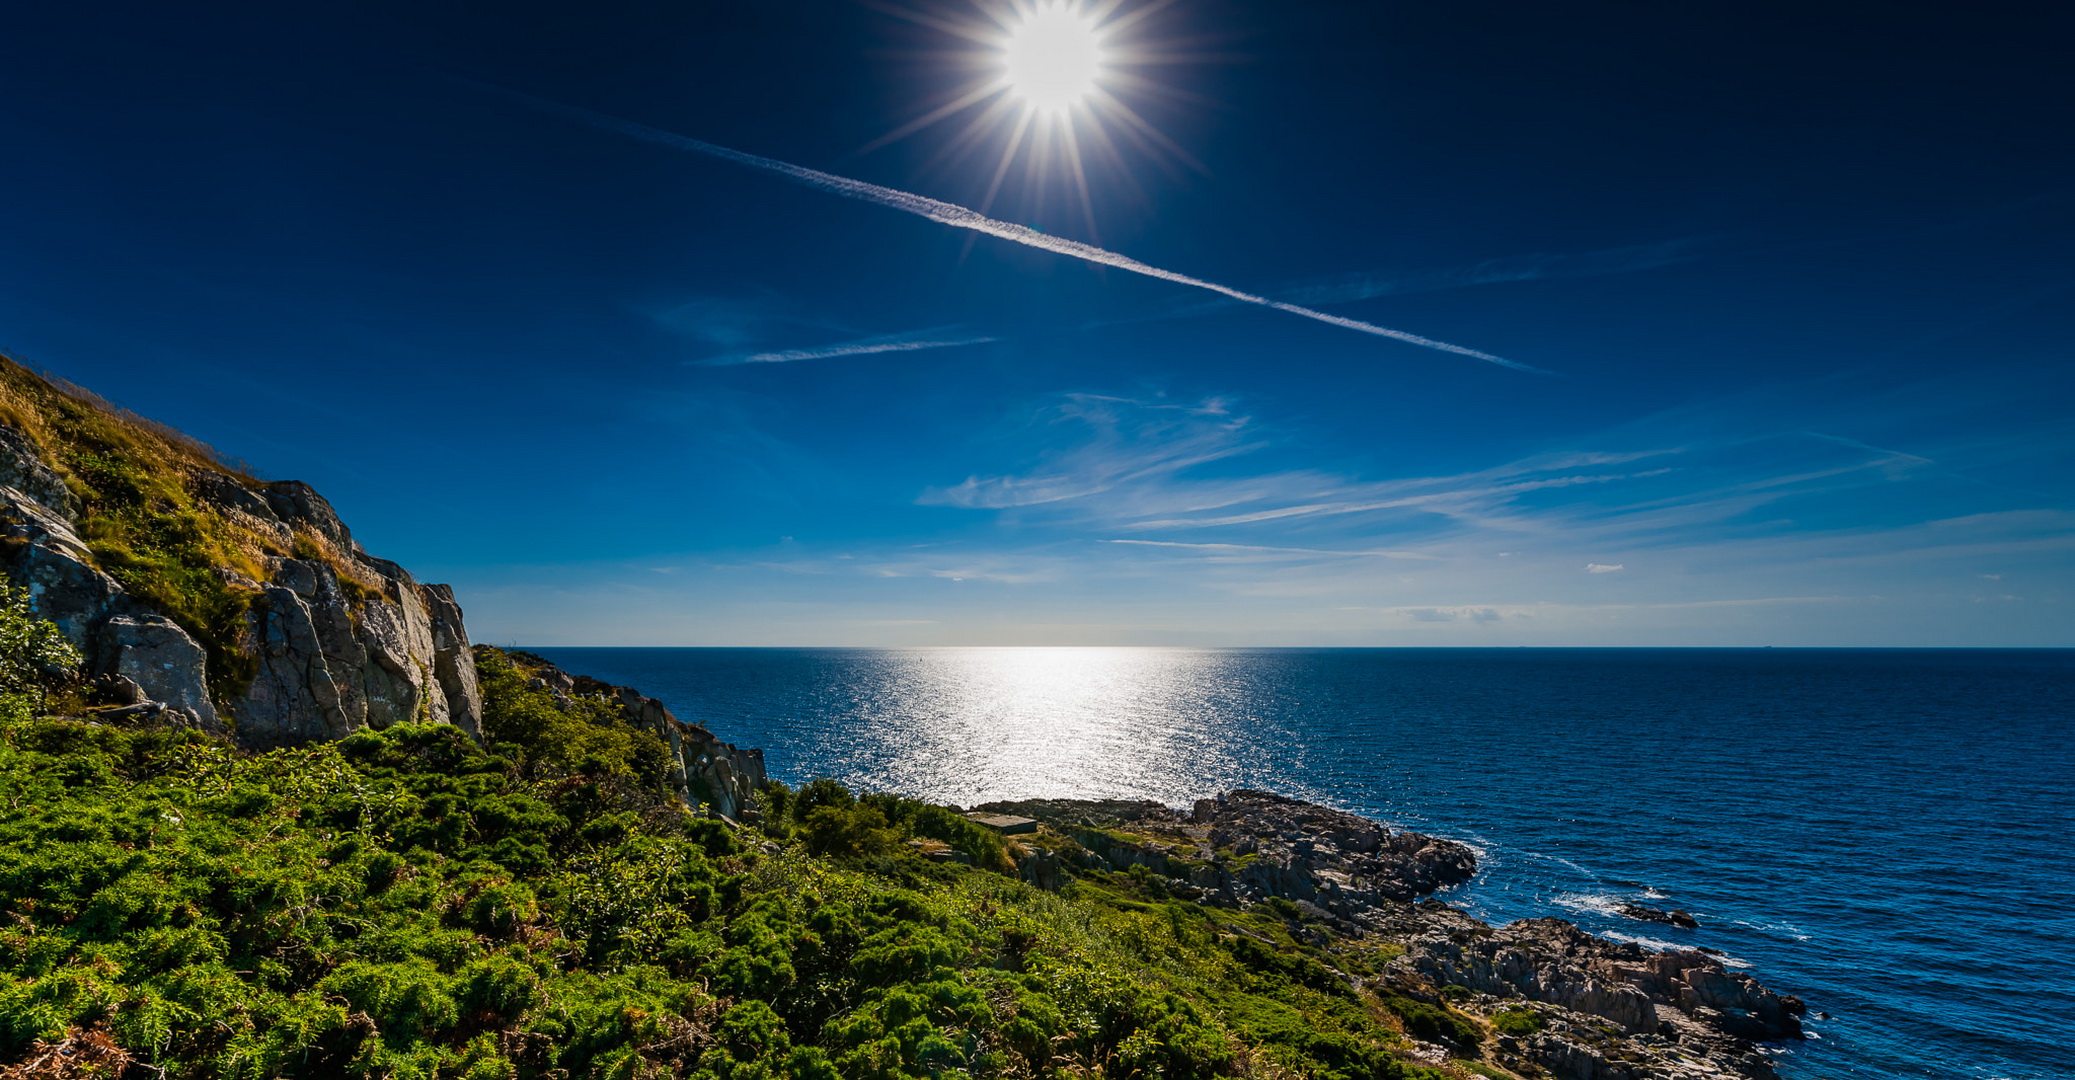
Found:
<box><xmin>864</xmin><ymin>0</ymin><xmax>1207</xmax><ymax>234</ymax></box>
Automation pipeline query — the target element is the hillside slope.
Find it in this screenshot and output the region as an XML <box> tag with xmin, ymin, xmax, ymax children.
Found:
<box><xmin>0</xmin><ymin>357</ymin><xmax>477</xmax><ymax>746</ymax></box>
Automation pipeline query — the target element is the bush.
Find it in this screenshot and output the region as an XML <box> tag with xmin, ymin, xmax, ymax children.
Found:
<box><xmin>801</xmin><ymin>803</ymin><xmax>897</xmax><ymax>860</ymax></box>
<box><xmin>474</xmin><ymin>646</ymin><xmax>671</xmax><ymax>783</ymax></box>
<box><xmin>1492</xmin><ymin>1005</ymin><xmax>1546</xmax><ymax>1036</ymax></box>
<box><xmin>0</xmin><ymin>576</ymin><xmax>81</xmax><ymax>721</ymax></box>
<box><xmin>1380</xmin><ymin>991</ymin><xmax>1482</xmax><ymax>1048</ymax></box>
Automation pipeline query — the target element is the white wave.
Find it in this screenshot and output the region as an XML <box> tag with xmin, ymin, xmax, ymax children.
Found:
<box><xmin>1602</xmin><ymin>930</ymin><xmax>1684</xmax><ymax>951</ymax></box>
<box><xmin>1553</xmin><ymin>891</ymin><xmax>1627</xmax><ymax>918</ymax></box>
<box><xmin>1731</xmin><ymin>918</ymin><xmax>1814</xmax><ymax>942</ymax></box>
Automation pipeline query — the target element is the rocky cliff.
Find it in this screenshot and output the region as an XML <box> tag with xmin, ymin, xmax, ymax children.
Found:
<box><xmin>0</xmin><ymin>362</ymin><xmax>482</xmax><ymax>745</ymax></box>
<box><xmin>977</xmin><ymin>793</ymin><xmax>1804</xmax><ymax>1080</ymax></box>
<box><xmin>496</xmin><ymin>648</ymin><xmax>768</xmax><ymax>820</ymax></box>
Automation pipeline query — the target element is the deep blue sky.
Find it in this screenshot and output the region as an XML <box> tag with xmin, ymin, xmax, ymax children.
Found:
<box><xmin>5</xmin><ymin>0</ymin><xmax>2071</xmax><ymax>645</ymax></box>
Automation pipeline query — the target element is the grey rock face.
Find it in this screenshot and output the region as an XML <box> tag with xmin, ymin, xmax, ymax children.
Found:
<box><xmin>1192</xmin><ymin>789</ymin><xmax>1479</xmax><ymax>908</ymax></box>
<box><xmin>0</xmin><ymin>427</ymin><xmax>75</xmax><ymax>517</ymax></box>
<box><xmin>95</xmin><ymin>614</ymin><xmax>220</xmax><ymax>733</ymax></box>
<box><xmin>1389</xmin><ymin>917</ymin><xmax>1803</xmax><ymax>1080</ymax></box>
<box><xmin>972</xmin><ymin>792</ymin><xmax>1802</xmax><ymax>1080</ymax></box>
<box><xmin>0</xmin><ymin>422</ymin><xmax>482</xmax><ymax>744</ymax></box>
<box><xmin>978</xmin><ymin>789</ymin><xmax>1478</xmax><ymax>922</ymax></box>
<box><xmin>526</xmin><ymin>656</ymin><xmax>769</xmax><ymax>819</ymax></box>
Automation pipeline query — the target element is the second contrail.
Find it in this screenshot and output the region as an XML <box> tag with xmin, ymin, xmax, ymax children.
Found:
<box><xmin>473</xmin><ymin>82</ymin><xmax>1539</xmax><ymax>372</ymax></box>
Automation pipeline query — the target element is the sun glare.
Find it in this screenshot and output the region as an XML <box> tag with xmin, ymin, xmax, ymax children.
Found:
<box><xmin>864</xmin><ymin>0</ymin><xmax>1202</xmax><ymax>223</ymax></box>
<box><xmin>1001</xmin><ymin>3</ymin><xmax>1105</xmax><ymax>114</ymax></box>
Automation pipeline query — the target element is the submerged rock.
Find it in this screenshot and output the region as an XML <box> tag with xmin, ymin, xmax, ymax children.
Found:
<box><xmin>1620</xmin><ymin>903</ymin><xmax>1701</xmax><ymax>928</ymax></box>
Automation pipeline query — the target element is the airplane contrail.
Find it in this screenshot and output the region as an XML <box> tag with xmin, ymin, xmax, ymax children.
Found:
<box><xmin>469</xmin><ymin>81</ymin><xmax>1541</xmax><ymax>373</ymax></box>
<box><xmin>710</xmin><ymin>331</ymin><xmax>998</xmax><ymax>366</ymax></box>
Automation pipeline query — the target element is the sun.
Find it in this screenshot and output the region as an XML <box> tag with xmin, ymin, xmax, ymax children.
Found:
<box><xmin>863</xmin><ymin>0</ymin><xmax>1206</xmax><ymax>225</ymax></box>
<box><xmin>1001</xmin><ymin>2</ymin><xmax>1106</xmax><ymax>115</ymax></box>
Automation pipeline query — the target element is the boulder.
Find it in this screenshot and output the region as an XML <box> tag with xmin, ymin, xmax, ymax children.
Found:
<box><xmin>94</xmin><ymin>615</ymin><xmax>220</xmax><ymax>733</ymax></box>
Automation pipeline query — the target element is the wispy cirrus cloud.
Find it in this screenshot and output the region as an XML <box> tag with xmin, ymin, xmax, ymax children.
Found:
<box><xmin>703</xmin><ymin>327</ymin><xmax>997</xmax><ymax>366</ymax></box>
<box><xmin>907</xmin><ymin>378</ymin><xmax>2075</xmax><ymax>619</ymax></box>
<box><xmin>1086</xmin><ymin>237</ymin><xmax>1712</xmax><ymax>332</ymax></box>
<box><xmin>472</xmin><ymin>81</ymin><xmax>1536</xmax><ymax>371</ymax></box>
<box><xmin>919</xmin><ymin>394</ymin><xmax>1263</xmax><ymax>510</ymax></box>
<box><xmin>1100</xmin><ymin>539</ymin><xmax>1436</xmax><ymax>561</ymax></box>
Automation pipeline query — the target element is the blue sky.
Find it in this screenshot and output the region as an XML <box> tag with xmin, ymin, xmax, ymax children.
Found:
<box><xmin>4</xmin><ymin>0</ymin><xmax>2071</xmax><ymax>645</ymax></box>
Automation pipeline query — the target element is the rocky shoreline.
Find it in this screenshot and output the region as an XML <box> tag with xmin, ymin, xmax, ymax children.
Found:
<box><xmin>974</xmin><ymin>790</ymin><xmax>1804</xmax><ymax>1080</ymax></box>
<box><xmin>0</xmin><ymin>361</ymin><xmax>1807</xmax><ymax>1080</ymax></box>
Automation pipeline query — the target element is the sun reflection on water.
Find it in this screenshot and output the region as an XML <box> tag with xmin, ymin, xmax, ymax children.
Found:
<box><xmin>815</xmin><ymin>647</ymin><xmax>1281</xmax><ymax>808</ymax></box>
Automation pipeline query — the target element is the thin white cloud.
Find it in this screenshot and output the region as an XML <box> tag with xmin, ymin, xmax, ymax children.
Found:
<box><xmin>1102</xmin><ymin>539</ymin><xmax>1435</xmax><ymax>559</ymax></box>
<box><xmin>706</xmin><ymin>329</ymin><xmax>997</xmax><ymax>366</ymax></box>
<box><xmin>474</xmin><ymin>82</ymin><xmax>1538</xmax><ymax>372</ymax></box>
<box><xmin>920</xmin><ymin>394</ymin><xmax>1264</xmax><ymax>509</ymax></box>
<box><xmin>1585</xmin><ymin>563</ymin><xmax>1625</xmax><ymax>573</ymax></box>
<box><xmin>1087</xmin><ymin>239</ymin><xmax>1712</xmax><ymax>333</ymax></box>
<box><xmin>1801</xmin><ymin>430</ymin><xmax>1934</xmax><ymax>466</ymax></box>
<box><xmin>1277</xmin><ymin>238</ymin><xmax>1710</xmax><ymax>307</ymax></box>
<box><xmin>1395</xmin><ymin>606</ymin><xmax>1505</xmax><ymax>623</ymax></box>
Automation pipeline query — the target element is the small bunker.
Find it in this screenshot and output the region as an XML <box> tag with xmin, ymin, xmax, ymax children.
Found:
<box><xmin>964</xmin><ymin>812</ymin><xmax>1038</xmax><ymax>835</ymax></box>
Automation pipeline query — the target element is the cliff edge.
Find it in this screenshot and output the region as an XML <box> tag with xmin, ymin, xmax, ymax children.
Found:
<box><xmin>0</xmin><ymin>358</ymin><xmax>482</xmax><ymax>745</ymax></box>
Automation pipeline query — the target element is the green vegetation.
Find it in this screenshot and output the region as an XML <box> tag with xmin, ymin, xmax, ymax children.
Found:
<box><xmin>474</xmin><ymin>646</ymin><xmax>671</xmax><ymax>783</ymax></box>
<box><xmin>0</xmin><ymin>715</ymin><xmax>1464</xmax><ymax>1080</ymax></box>
<box><xmin>1489</xmin><ymin>1007</ymin><xmax>1544</xmax><ymax>1038</ymax></box>
<box><xmin>0</xmin><ymin>579</ymin><xmax>82</xmax><ymax>724</ymax></box>
<box><xmin>0</xmin><ymin>358</ymin><xmax>327</xmax><ymax>702</ymax></box>
<box><xmin>0</xmin><ymin>603</ymin><xmax>1477</xmax><ymax>1080</ymax></box>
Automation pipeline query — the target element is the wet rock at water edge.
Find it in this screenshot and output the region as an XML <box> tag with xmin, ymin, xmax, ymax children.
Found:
<box><xmin>1620</xmin><ymin>904</ymin><xmax>1700</xmax><ymax>928</ymax></box>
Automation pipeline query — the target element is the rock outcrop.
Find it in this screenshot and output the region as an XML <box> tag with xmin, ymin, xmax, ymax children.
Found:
<box><xmin>0</xmin><ymin>401</ymin><xmax>481</xmax><ymax>744</ymax></box>
<box><xmin>501</xmin><ymin>650</ymin><xmax>768</xmax><ymax>820</ymax></box>
<box><xmin>978</xmin><ymin>789</ymin><xmax>1478</xmax><ymax>922</ymax></box>
<box><xmin>1387</xmin><ymin>918</ymin><xmax>1802</xmax><ymax>1079</ymax></box>
<box><xmin>978</xmin><ymin>792</ymin><xmax>1803</xmax><ymax>1080</ymax></box>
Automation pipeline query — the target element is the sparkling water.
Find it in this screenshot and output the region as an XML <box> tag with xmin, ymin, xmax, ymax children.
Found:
<box><xmin>529</xmin><ymin>646</ymin><xmax>2075</xmax><ymax>1080</ymax></box>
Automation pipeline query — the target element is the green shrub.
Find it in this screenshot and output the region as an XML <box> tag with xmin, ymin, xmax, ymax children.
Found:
<box><xmin>1492</xmin><ymin>1005</ymin><xmax>1545</xmax><ymax>1037</ymax></box>
<box><xmin>0</xmin><ymin>577</ymin><xmax>81</xmax><ymax>721</ymax></box>
<box><xmin>0</xmin><ymin>708</ymin><xmax>1438</xmax><ymax>1080</ymax></box>
<box><xmin>474</xmin><ymin>645</ymin><xmax>671</xmax><ymax>783</ymax></box>
<box><xmin>1379</xmin><ymin>991</ymin><xmax>1482</xmax><ymax>1048</ymax></box>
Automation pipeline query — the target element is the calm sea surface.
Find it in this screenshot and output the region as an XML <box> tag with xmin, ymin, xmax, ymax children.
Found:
<box><xmin>529</xmin><ymin>647</ymin><xmax>2074</xmax><ymax>1080</ymax></box>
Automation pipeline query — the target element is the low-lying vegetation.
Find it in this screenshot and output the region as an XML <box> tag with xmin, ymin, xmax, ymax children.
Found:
<box><xmin>0</xmin><ymin>584</ymin><xmax>1491</xmax><ymax>1079</ymax></box>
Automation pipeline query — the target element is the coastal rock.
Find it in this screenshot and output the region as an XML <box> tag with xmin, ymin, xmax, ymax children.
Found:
<box><xmin>1620</xmin><ymin>904</ymin><xmax>1700</xmax><ymax>928</ymax></box>
<box><xmin>1389</xmin><ymin>917</ymin><xmax>1803</xmax><ymax>1079</ymax></box>
<box><xmin>509</xmin><ymin>651</ymin><xmax>769</xmax><ymax>820</ymax></box>
<box><xmin>977</xmin><ymin>791</ymin><xmax>1802</xmax><ymax>1080</ymax></box>
<box><xmin>976</xmin><ymin>789</ymin><xmax>1478</xmax><ymax>922</ymax></box>
<box><xmin>0</xmin><ymin>411</ymin><xmax>481</xmax><ymax>745</ymax></box>
<box><xmin>1192</xmin><ymin>789</ymin><xmax>1479</xmax><ymax>908</ymax></box>
<box><xmin>94</xmin><ymin>614</ymin><xmax>220</xmax><ymax>733</ymax></box>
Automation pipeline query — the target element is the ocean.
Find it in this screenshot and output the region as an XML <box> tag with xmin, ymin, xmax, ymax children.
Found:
<box><xmin>527</xmin><ymin>646</ymin><xmax>2075</xmax><ymax>1080</ymax></box>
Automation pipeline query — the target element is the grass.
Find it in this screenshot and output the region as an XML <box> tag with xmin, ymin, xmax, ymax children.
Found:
<box><xmin>0</xmin><ymin>358</ymin><xmax>299</xmax><ymax>703</ymax></box>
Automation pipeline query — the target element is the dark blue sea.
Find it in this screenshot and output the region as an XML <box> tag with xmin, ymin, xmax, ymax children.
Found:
<box><xmin>529</xmin><ymin>647</ymin><xmax>2074</xmax><ymax>1080</ymax></box>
